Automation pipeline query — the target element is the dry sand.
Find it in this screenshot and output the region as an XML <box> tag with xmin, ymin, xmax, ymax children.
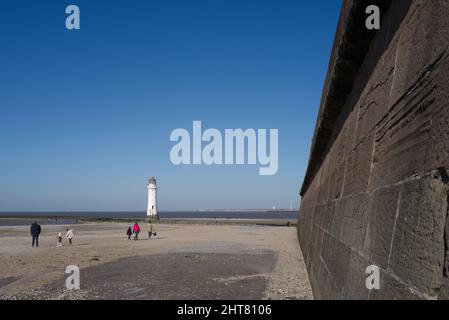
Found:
<box><xmin>0</xmin><ymin>222</ymin><xmax>312</xmax><ymax>300</ymax></box>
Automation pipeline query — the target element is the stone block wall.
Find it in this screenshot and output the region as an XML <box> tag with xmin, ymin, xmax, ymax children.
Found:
<box><xmin>298</xmin><ymin>0</ymin><xmax>449</xmax><ymax>299</ymax></box>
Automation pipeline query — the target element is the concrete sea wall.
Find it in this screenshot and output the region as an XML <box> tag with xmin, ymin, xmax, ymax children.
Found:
<box><xmin>298</xmin><ymin>0</ymin><xmax>449</xmax><ymax>299</ymax></box>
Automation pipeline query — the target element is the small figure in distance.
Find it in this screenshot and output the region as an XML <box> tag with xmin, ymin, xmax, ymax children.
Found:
<box><xmin>126</xmin><ymin>226</ymin><xmax>132</xmax><ymax>240</ymax></box>
<box><xmin>57</xmin><ymin>232</ymin><xmax>62</xmax><ymax>247</ymax></box>
<box><xmin>66</xmin><ymin>228</ymin><xmax>75</xmax><ymax>245</ymax></box>
<box><xmin>147</xmin><ymin>221</ymin><xmax>155</xmax><ymax>239</ymax></box>
<box><xmin>132</xmin><ymin>222</ymin><xmax>141</xmax><ymax>241</ymax></box>
<box><xmin>30</xmin><ymin>221</ymin><xmax>41</xmax><ymax>248</ymax></box>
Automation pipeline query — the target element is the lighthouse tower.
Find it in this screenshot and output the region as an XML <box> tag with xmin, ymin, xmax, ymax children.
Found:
<box><xmin>147</xmin><ymin>177</ymin><xmax>158</xmax><ymax>221</ymax></box>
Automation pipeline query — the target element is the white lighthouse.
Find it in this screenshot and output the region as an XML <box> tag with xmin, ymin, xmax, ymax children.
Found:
<box><xmin>147</xmin><ymin>177</ymin><xmax>158</xmax><ymax>220</ymax></box>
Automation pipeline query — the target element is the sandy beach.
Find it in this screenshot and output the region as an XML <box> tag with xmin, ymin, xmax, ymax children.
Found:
<box><xmin>0</xmin><ymin>221</ymin><xmax>312</xmax><ymax>300</ymax></box>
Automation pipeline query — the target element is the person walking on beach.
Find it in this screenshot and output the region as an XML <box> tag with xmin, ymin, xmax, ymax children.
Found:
<box><xmin>126</xmin><ymin>226</ymin><xmax>132</xmax><ymax>240</ymax></box>
<box><xmin>132</xmin><ymin>222</ymin><xmax>140</xmax><ymax>241</ymax></box>
<box><xmin>30</xmin><ymin>222</ymin><xmax>41</xmax><ymax>248</ymax></box>
<box><xmin>66</xmin><ymin>228</ymin><xmax>74</xmax><ymax>245</ymax></box>
<box><xmin>147</xmin><ymin>221</ymin><xmax>153</xmax><ymax>239</ymax></box>
<box><xmin>57</xmin><ymin>232</ymin><xmax>62</xmax><ymax>247</ymax></box>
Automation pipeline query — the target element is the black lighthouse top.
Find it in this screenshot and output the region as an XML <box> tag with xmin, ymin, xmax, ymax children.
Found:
<box><xmin>148</xmin><ymin>177</ymin><xmax>156</xmax><ymax>185</ymax></box>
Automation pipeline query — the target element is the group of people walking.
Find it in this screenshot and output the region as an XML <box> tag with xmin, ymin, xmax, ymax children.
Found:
<box><xmin>30</xmin><ymin>220</ymin><xmax>155</xmax><ymax>248</ymax></box>
<box><xmin>30</xmin><ymin>222</ymin><xmax>75</xmax><ymax>248</ymax></box>
<box><xmin>127</xmin><ymin>221</ymin><xmax>156</xmax><ymax>241</ymax></box>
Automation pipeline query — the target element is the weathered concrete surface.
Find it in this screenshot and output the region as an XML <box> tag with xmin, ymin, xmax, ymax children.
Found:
<box><xmin>16</xmin><ymin>253</ymin><xmax>275</xmax><ymax>300</ymax></box>
<box><xmin>299</xmin><ymin>0</ymin><xmax>449</xmax><ymax>299</ymax></box>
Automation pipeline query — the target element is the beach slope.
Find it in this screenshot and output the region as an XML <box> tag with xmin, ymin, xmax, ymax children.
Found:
<box><xmin>0</xmin><ymin>222</ymin><xmax>312</xmax><ymax>300</ymax></box>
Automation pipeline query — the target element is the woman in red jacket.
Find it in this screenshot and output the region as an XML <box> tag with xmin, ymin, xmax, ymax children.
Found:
<box><xmin>132</xmin><ymin>222</ymin><xmax>141</xmax><ymax>241</ymax></box>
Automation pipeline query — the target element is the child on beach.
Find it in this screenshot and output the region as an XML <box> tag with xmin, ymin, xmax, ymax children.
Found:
<box><xmin>126</xmin><ymin>226</ymin><xmax>132</xmax><ymax>240</ymax></box>
<box><xmin>57</xmin><ymin>232</ymin><xmax>62</xmax><ymax>247</ymax></box>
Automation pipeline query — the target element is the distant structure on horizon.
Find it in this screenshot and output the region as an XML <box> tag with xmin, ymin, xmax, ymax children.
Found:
<box><xmin>147</xmin><ymin>177</ymin><xmax>158</xmax><ymax>221</ymax></box>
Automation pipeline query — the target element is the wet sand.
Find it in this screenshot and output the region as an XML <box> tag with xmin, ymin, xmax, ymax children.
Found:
<box><xmin>0</xmin><ymin>222</ymin><xmax>312</xmax><ymax>300</ymax></box>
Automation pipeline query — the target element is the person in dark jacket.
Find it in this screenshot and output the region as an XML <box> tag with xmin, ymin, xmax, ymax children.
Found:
<box><xmin>126</xmin><ymin>226</ymin><xmax>132</xmax><ymax>240</ymax></box>
<box><xmin>30</xmin><ymin>222</ymin><xmax>41</xmax><ymax>247</ymax></box>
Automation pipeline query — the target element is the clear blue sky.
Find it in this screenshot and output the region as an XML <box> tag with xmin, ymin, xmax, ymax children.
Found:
<box><xmin>0</xmin><ymin>0</ymin><xmax>341</xmax><ymax>211</ymax></box>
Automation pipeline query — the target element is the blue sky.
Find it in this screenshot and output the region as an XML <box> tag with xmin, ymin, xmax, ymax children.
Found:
<box><xmin>0</xmin><ymin>0</ymin><xmax>341</xmax><ymax>211</ymax></box>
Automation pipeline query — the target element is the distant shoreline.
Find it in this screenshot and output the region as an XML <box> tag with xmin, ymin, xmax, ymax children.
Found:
<box><xmin>0</xmin><ymin>209</ymin><xmax>299</xmax><ymax>214</ymax></box>
<box><xmin>0</xmin><ymin>216</ymin><xmax>297</xmax><ymax>227</ymax></box>
<box><xmin>0</xmin><ymin>210</ymin><xmax>299</xmax><ymax>221</ymax></box>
